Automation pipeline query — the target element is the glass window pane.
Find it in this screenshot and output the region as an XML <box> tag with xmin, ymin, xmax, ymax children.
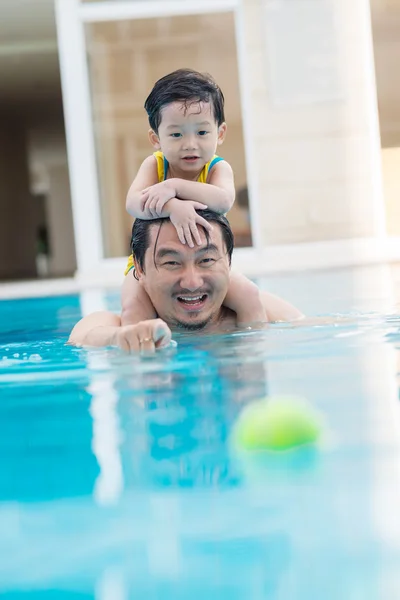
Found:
<box><xmin>85</xmin><ymin>12</ymin><xmax>252</xmax><ymax>258</ymax></box>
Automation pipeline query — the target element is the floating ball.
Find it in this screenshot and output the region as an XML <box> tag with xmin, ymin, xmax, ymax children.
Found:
<box><xmin>233</xmin><ymin>396</ymin><xmax>322</xmax><ymax>452</ymax></box>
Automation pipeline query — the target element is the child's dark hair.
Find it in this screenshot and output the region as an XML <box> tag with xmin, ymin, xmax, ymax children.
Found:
<box><xmin>144</xmin><ymin>68</ymin><xmax>225</xmax><ymax>133</ymax></box>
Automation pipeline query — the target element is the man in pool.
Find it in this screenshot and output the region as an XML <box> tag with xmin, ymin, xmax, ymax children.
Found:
<box><xmin>69</xmin><ymin>210</ymin><xmax>303</xmax><ymax>352</ymax></box>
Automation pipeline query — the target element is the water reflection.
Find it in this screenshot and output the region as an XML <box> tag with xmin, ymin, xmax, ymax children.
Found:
<box><xmin>89</xmin><ymin>332</ymin><xmax>270</xmax><ymax>492</ymax></box>
<box><xmin>3</xmin><ymin>276</ymin><xmax>400</xmax><ymax>596</ymax></box>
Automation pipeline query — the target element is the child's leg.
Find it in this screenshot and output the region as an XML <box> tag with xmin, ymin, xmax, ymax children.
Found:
<box><xmin>224</xmin><ymin>270</ymin><xmax>266</xmax><ymax>325</ymax></box>
<box><xmin>121</xmin><ymin>272</ymin><xmax>157</xmax><ymax>326</ymax></box>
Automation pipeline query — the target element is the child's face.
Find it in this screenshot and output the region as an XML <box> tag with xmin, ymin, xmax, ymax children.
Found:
<box><xmin>149</xmin><ymin>101</ymin><xmax>227</xmax><ymax>174</ymax></box>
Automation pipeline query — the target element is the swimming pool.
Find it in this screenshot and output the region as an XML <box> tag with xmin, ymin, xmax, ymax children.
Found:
<box><xmin>1</xmin><ymin>266</ymin><xmax>400</xmax><ymax>599</ymax></box>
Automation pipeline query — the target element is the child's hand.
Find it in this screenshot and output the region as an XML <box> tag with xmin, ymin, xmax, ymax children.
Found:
<box><xmin>167</xmin><ymin>199</ymin><xmax>212</xmax><ymax>247</ymax></box>
<box><xmin>141</xmin><ymin>181</ymin><xmax>176</xmax><ymax>217</ymax></box>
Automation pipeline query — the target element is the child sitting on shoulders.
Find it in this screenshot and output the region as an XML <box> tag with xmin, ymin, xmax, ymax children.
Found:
<box><xmin>122</xmin><ymin>68</ymin><xmax>265</xmax><ymax>326</ymax></box>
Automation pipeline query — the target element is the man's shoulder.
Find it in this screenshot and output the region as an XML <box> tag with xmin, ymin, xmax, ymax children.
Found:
<box><xmin>217</xmin><ymin>307</ymin><xmax>237</xmax><ymax>330</ymax></box>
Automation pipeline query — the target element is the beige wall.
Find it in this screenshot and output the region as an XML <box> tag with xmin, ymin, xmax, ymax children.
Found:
<box><xmin>382</xmin><ymin>147</ymin><xmax>400</xmax><ymax>236</ymax></box>
<box><xmin>0</xmin><ymin>118</ymin><xmax>37</xmax><ymax>280</ymax></box>
<box><xmin>371</xmin><ymin>0</ymin><xmax>400</xmax><ymax>148</ymax></box>
<box><xmin>28</xmin><ymin>113</ymin><xmax>77</xmax><ymax>276</ymax></box>
<box><xmin>47</xmin><ymin>164</ymin><xmax>77</xmax><ymax>276</ymax></box>
<box><xmin>0</xmin><ymin>104</ymin><xmax>75</xmax><ymax>281</ymax></box>
<box><xmin>371</xmin><ymin>0</ymin><xmax>400</xmax><ymax>237</ymax></box>
<box><xmin>241</xmin><ymin>0</ymin><xmax>383</xmax><ymax>245</ymax></box>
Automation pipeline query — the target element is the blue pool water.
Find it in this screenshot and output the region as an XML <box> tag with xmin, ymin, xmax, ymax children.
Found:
<box><xmin>2</xmin><ymin>270</ymin><xmax>400</xmax><ymax>599</ymax></box>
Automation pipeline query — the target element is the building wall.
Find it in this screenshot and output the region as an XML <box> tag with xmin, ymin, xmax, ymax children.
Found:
<box><xmin>0</xmin><ymin>118</ymin><xmax>37</xmax><ymax>280</ymax></box>
<box><xmin>371</xmin><ymin>0</ymin><xmax>400</xmax><ymax>237</ymax></box>
<box><xmin>241</xmin><ymin>0</ymin><xmax>383</xmax><ymax>245</ymax></box>
<box><xmin>47</xmin><ymin>164</ymin><xmax>77</xmax><ymax>276</ymax></box>
<box><xmin>28</xmin><ymin>114</ymin><xmax>77</xmax><ymax>276</ymax></box>
<box><xmin>372</xmin><ymin>0</ymin><xmax>400</xmax><ymax>148</ymax></box>
<box><xmin>382</xmin><ymin>147</ymin><xmax>400</xmax><ymax>236</ymax></box>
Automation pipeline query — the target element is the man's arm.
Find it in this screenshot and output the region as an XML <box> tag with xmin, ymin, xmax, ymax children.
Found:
<box><xmin>69</xmin><ymin>312</ymin><xmax>171</xmax><ymax>352</ymax></box>
<box><xmin>260</xmin><ymin>291</ymin><xmax>304</xmax><ymax>323</ymax></box>
<box><xmin>69</xmin><ymin>311</ymin><xmax>122</xmax><ymax>347</ymax></box>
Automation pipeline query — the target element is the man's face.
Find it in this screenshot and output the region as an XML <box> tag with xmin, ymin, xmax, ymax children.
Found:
<box><xmin>138</xmin><ymin>221</ymin><xmax>230</xmax><ymax>330</ymax></box>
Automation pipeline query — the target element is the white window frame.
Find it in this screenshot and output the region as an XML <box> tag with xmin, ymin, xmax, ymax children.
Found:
<box><xmin>55</xmin><ymin>0</ymin><xmax>263</xmax><ymax>280</ymax></box>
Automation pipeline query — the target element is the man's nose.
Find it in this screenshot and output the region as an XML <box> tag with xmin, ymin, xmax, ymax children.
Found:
<box><xmin>179</xmin><ymin>265</ymin><xmax>204</xmax><ymax>291</ymax></box>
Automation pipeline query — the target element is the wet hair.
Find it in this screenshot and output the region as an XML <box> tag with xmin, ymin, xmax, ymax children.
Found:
<box><xmin>144</xmin><ymin>68</ymin><xmax>225</xmax><ymax>133</ymax></box>
<box><xmin>131</xmin><ymin>210</ymin><xmax>234</xmax><ymax>279</ymax></box>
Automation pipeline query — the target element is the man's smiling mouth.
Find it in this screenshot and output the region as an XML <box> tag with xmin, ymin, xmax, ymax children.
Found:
<box><xmin>176</xmin><ymin>294</ymin><xmax>208</xmax><ymax>309</ymax></box>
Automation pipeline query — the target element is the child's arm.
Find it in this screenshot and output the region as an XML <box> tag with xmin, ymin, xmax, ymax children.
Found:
<box><xmin>174</xmin><ymin>161</ymin><xmax>235</xmax><ymax>213</ymax></box>
<box><xmin>125</xmin><ymin>155</ymin><xmax>208</xmax><ymax>226</ymax></box>
<box><xmin>121</xmin><ymin>272</ymin><xmax>157</xmax><ymax>326</ymax></box>
<box><xmin>126</xmin><ymin>156</ymin><xmax>163</xmax><ymax>218</ymax></box>
<box><xmin>224</xmin><ymin>272</ymin><xmax>304</xmax><ymax>325</ymax></box>
<box><xmin>260</xmin><ymin>291</ymin><xmax>304</xmax><ymax>322</ymax></box>
<box><xmin>142</xmin><ymin>161</ymin><xmax>235</xmax><ymax>217</ymax></box>
<box><xmin>224</xmin><ymin>271</ymin><xmax>266</xmax><ymax>325</ymax></box>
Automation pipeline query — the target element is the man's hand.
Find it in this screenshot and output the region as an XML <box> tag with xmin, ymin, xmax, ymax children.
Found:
<box><xmin>141</xmin><ymin>181</ymin><xmax>177</xmax><ymax>217</ymax></box>
<box><xmin>112</xmin><ymin>319</ymin><xmax>172</xmax><ymax>353</ymax></box>
<box><xmin>165</xmin><ymin>198</ymin><xmax>212</xmax><ymax>247</ymax></box>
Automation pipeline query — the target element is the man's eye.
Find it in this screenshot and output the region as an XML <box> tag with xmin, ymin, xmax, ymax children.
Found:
<box><xmin>170</xmin><ymin>133</ymin><xmax>181</xmax><ymax>138</ymax></box>
<box><xmin>198</xmin><ymin>131</ymin><xmax>209</xmax><ymax>136</ymax></box>
<box><xmin>200</xmin><ymin>258</ymin><xmax>215</xmax><ymax>265</ymax></box>
<box><xmin>163</xmin><ymin>261</ymin><xmax>179</xmax><ymax>266</ymax></box>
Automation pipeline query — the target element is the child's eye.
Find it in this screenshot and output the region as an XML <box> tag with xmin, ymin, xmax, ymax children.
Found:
<box><xmin>170</xmin><ymin>133</ymin><xmax>182</xmax><ymax>138</ymax></box>
<box><xmin>198</xmin><ymin>131</ymin><xmax>209</xmax><ymax>136</ymax></box>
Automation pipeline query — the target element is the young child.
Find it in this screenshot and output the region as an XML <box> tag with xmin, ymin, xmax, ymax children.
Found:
<box><xmin>122</xmin><ymin>68</ymin><xmax>265</xmax><ymax>326</ymax></box>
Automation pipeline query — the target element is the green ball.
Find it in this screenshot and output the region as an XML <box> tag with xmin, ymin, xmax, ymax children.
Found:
<box><xmin>234</xmin><ymin>396</ymin><xmax>322</xmax><ymax>452</ymax></box>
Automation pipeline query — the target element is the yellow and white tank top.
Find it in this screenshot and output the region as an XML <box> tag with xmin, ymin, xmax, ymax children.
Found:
<box><xmin>153</xmin><ymin>151</ymin><xmax>224</xmax><ymax>183</ymax></box>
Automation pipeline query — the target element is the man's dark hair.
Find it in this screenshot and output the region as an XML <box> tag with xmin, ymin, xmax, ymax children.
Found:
<box><xmin>131</xmin><ymin>210</ymin><xmax>234</xmax><ymax>278</ymax></box>
<box><xmin>144</xmin><ymin>68</ymin><xmax>225</xmax><ymax>133</ymax></box>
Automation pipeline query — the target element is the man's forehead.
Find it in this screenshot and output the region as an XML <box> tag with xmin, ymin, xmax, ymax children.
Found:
<box><xmin>147</xmin><ymin>221</ymin><xmax>224</xmax><ymax>254</ymax></box>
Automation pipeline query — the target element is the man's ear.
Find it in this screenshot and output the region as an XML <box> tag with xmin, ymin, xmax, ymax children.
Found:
<box><xmin>148</xmin><ymin>129</ymin><xmax>161</xmax><ymax>149</ymax></box>
<box><xmin>217</xmin><ymin>122</ymin><xmax>227</xmax><ymax>146</ymax></box>
<box><xmin>133</xmin><ymin>259</ymin><xmax>145</xmax><ymax>282</ymax></box>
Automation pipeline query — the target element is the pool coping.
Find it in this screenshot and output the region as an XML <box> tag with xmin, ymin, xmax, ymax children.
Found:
<box><xmin>0</xmin><ymin>277</ymin><xmax>122</xmax><ymax>300</ymax></box>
